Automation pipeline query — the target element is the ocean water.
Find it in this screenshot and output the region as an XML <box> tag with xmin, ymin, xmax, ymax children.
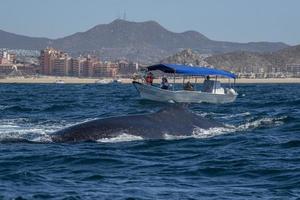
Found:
<box><xmin>0</xmin><ymin>83</ymin><xmax>299</xmax><ymax>199</ymax></box>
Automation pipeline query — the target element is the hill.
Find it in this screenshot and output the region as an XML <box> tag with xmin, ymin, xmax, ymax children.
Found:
<box><xmin>0</xmin><ymin>30</ymin><xmax>50</xmax><ymax>50</ymax></box>
<box><xmin>0</xmin><ymin>19</ymin><xmax>289</xmax><ymax>63</ymax></box>
<box><xmin>160</xmin><ymin>49</ymin><xmax>210</xmax><ymax>66</ymax></box>
<box><xmin>204</xmin><ymin>45</ymin><xmax>300</xmax><ymax>72</ymax></box>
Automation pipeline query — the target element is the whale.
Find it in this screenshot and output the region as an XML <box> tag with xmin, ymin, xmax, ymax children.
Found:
<box><xmin>51</xmin><ymin>106</ymin><xmax>225</xmax><ymax>142</ymax></box>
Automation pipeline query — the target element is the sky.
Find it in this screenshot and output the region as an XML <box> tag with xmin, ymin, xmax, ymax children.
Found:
<box><xmin>0</xmin><ymin>0</ymin><xmax>299</xmax><ymax>45</ymax></box>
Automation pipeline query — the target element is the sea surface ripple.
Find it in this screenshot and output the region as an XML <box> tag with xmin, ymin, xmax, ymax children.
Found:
<box><xmin>0</xmin><ymin>83</ymin><xmax>299</xmax><ymax>199</ymax></box>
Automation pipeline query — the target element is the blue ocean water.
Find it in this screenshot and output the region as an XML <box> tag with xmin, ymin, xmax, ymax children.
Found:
<box><xmin>0</xmin><ymin>83</ymin><xmax>299</xmax><ymax>199</ymax></box>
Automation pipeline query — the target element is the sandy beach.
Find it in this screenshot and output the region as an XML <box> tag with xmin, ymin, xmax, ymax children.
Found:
<box><xmin>0</xmin><ymin>76</ymin><xmax>299</xmax><ymax>84</ymax></box>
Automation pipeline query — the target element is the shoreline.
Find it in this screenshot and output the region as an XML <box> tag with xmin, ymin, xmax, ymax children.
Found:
<box><xmin>0</xmin><ymin>76</ymin><xmax>299</xmax><ymax>84</ymax></box>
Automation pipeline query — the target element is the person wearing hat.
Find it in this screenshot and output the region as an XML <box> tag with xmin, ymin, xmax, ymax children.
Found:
<box><xmin>160</xmin><ymin>76</ymin><xmax>169</xmax><ymax>89</ymax></box>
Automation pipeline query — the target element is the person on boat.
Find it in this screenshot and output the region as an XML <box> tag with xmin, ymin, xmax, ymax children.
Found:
<box><xmin>160</xmin><ymin>77</ymin><xmax>169</xmax><ymax>89</ymax></box>
<box><xmin>184</xmin><ymin>81</ymin><xmax>194</xmax><ymax>91</ymax></box>
<box><xmin>145</xmin><ymin>72</ymin><xmax>154</xmax><ymax>85</ymax></box>
<box><xmin>203</xmin><ymin>76</ymin><xmax>214</xmax><ymax>92</ymax></box>
<box><xmin>132</xmin><ymin>73</ymin><xmax>138</xmax><ymax>81</ymax></box>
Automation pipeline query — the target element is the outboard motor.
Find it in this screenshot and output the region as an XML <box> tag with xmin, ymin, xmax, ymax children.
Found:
<box><xmin>227</xmin><ymin>88</ymin><xmax>238</xmax><ymax>96</ymax></box>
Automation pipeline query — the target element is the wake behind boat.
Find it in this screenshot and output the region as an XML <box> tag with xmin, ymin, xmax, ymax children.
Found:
<box><xmin>133</xmin><ymin>64</ymin><xmax>238</xmax><ymax>104</ymax></box>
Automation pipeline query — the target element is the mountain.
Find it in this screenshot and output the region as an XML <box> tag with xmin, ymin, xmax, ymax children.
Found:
<box><xmin>0</xmin><ymin>19</ymin><xmax>290</xmax><ymax>63</ymax></box>
<box><xmin>275</xmin><ymin>45</ymin><xmax>300</xmax><ymax>64</ymax></box>
<box><xmin>204</xmin><ymin>45</ymin><xmax>300</xmax><ymax>72</ymax></box>
<box><xmin>0</xmin><ymin>30</ymin><xmax>50</xmax><ymax>50</ymax></box>
<box><xmin>160</xmin><ymin>49</ymin><xmax>210</xmax><ymax>66</ymax></box>
<box><xmin>53</xmin><ymin>20</ymin><xmax>210</xmax><ymax>51</ymax></box>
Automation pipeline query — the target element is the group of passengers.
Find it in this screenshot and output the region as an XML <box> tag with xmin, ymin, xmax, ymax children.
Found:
<box><xmin>145</xmin><ymin>72</ymin><xmax>170</xmax><ymax>89</ymax></box>
<box><xmin>145</xmin><ymin>72</ymin><xmax>214</xmax><ymax>91</ymax></box>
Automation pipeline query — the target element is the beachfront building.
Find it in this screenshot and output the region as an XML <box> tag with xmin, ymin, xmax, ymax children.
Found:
<box><xmin>95</xmin><ymin>61</ymin><xmax>118</xmax><ymax>77</ymax></box>
<box><xmin>286</xmin><ymin>64</ymin><xmax>300</xmax><ymax>77</ymax></box>
<box><xmin>70</xmin><ymin>57</ymin><xmax>85</xmax><ymax>77</ymax></box>
<box><xmin>0</xmin><ymin>63</ymin><xmax>37</xmax><ymax>76</ymax></box>
<box><xmin>51</xmin><ymin>57</ymin><xmax>71</xmax><ymax>76</ymax></box>
<box><xmin>0</xmin><ymin>51</ymin><xmax>16</xmax><ymax>64</ymax></box>
<box><xmin>40</xmin><ymin>48</ymin><xmax>54</xmax><ymax>75</ymax></box>
<box><xmin>69</xmin><ymin>55</ymin><xmax>101</xmax><ymax>77</ymax></box>
<box><xmin>106</xmin><ymin>62</ymin><xmax>118</xmax><ymax>77</ymax></box>
<box><xmin>39</xmin><ymin>48</ymin><xmax>144</xmax><ymax>78</ymax></box>
<box><xmin>0</xmin><ymin>50</ymin><xmax>37</xmax><ymax>77</ymax></box>
<box><xmin>40</xmin><ymin>48</ymin><xmax>71</xmax><ymax>76</ymax></box>
<box><xmin>117</xmin><ymin>60</ymin><xmax>138</xmax><ymax>77</ymax></box>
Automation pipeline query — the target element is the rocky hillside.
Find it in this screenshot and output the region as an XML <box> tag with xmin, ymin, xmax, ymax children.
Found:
<box><xmin>204</xmin><ymin>45</ymin><xmax>300</xmax><ymax>72</ymax></box>
<box><xmin>160</xmin><ymin>49</ymin><xmax>210</xmax><ymax>66</ymax></box>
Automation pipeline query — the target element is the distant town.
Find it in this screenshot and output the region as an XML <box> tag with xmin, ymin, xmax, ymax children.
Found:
<box><xmin>1</xmin><ymin>19</ymin><xmax>300</xmax><ymax>80</ymax></box>
<box><xmin>0</xmin><ymin>47</ymin><xmax>299</xmax><ymax>79</ymax></box>
<box><xmin>0</xmin><ymin>48</ymin><xmax>142</xmax><ymax>79</ymax></box>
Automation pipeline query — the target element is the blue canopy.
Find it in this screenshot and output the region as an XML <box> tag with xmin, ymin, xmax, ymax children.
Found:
<box><xmin>147</xmin><ymin>64</ymin><xmax>236</xmax><ymax>79</ymax></box>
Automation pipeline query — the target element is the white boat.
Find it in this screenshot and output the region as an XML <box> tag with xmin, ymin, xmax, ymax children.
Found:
<box><xmin>95</xmin><ymin>79</ymin><xmax>112</xmax><ymax>84</ymax></box>
<box><xmin>112</xmin><ymin>79</ymin><xmax>122</xmax><ymax>84</ymax></box>
<box><xmin>132</xmin><ymin>64</ymin><xmax>238</xmax><ymax>104</ymax></box>
<box><xmin>55</xmin><ymin>80</ymin><xmax>65</xmax><ymax>84</ymax></box>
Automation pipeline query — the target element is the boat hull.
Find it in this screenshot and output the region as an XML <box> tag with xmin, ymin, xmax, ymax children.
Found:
<box><xmin>133</xmin><ymin>82</ymin><xmax>237</xmax><ymax>104</ymax></box>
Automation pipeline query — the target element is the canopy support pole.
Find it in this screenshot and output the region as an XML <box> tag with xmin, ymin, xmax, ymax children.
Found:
<box><xmin>214</xmin><ymin>76</ymin><xmax>218</xmax><ymax>94</ymax></box>
<box><xmin>234</xmin><ymin>78</ymin><xmax>236</xmax><ymax>89</ymax></box>
<box><xmin>173</xmin><ymin>73</ymin><xmax>175</xmax><ymax>91</ymax></box>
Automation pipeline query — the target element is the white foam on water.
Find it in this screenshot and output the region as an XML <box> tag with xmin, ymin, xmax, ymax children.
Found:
<box><xmin>236</xmin><ymin>116</ymin><xmax>286</xmax><ymax>131</ymax></box>
<box><xmin>0</xmin><ymin>105</ymin><xmax>10</xmax><ymax>110</ymax></box>
<box><xmin>192</xmin><ymin>126</ymin><xmax>236</xmax><ymax>139</ymax></box>
<box><xmin>163</xmin><ymin>126</ymin><xmax>235</xmax><ymax>140</ymax></box>
<box><xmin>195</xmin><ymin>111</ymin><xmax>251</xmax><ymax>119</ymax></box>
<box><xmin>0</xmin><ymin>127</ymin><xmax>55</xmax><ymax>143</ymax></box>
<box><xmin>96</xmin><ymin>133</ymin><xmax>144</xmax><ymax>143</ymax></box>
<box><xmin>0</xmin><ymin>118</ymin><xmax>67</xmax><ymax>142</ymax></box>
<box><xmin>30</xmin><ymin>134</ymin><xmax>53</xmax><ymax>143</ymax></box>
<box><xmin>164</xmin><ymin>133</ymin><xmax>191</xmax><ymax>140</ymax></box>
<box><xmin>219</xmin><ymin>112</ymin><xmax>251</xmax><ymax>119</ymax></box>
<box><xmin>164</xmin><ymin>115</ymin><xmax>287</xmax><ymax>141</ymax></box>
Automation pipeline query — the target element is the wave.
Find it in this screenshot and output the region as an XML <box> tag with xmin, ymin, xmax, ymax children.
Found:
<box><xmin>0</xmin><ymin>103</ymin><xmax>87</xmax><ymax>113</ymax></box>
<box><xmin>0</xmin><ymin>131</ymin><xmax>53</xmax><ymax>143</ymax></box>
<box><xmin>219</xmin><ymin>112</ymin><xmax>251</xmax><ymax>119</ymax></box>
<box><xmin>0</xmin><ymin>118</ymin><xmax>62</xmax><ymax>143</ymax></box>
<box><xmin>236</xmin><ymin>116</ymin><xmax>287</xmax><ymax>131</ymax></box>
<box><xmin>164</xmin><ymin>116</ymin><xmax>287</xmax><ymax>140</ymax></box>
<box><xmin>0</xmin><ymin>105</ymin><xmax>37</xmax><ymax>112</ymax></box>
<box><xmin>163</xmin><ymin>127</ymin><xmax>235</xmax><ymax>140</ymax></box>
<box><xmin>199</xmin><ymin>112</ymin><xmax>251</xmax><ymax>119</ymax></box>
<box><xmin>0</xmin><ymin>105</ymin><xmax>9</xmax><ymax>110</ymax></box>
<box><xmin>44</xmin><ymin>104</ymin><xmax>83</xmax><ymax>112</ymax></box>
<box><xmin>281</xmin><ymin>140</ymin><xmax>300</xmax><ymax>148</ymax></box>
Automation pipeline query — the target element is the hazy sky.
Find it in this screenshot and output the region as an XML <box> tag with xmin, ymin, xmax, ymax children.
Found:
<box><xmin>1</xmin><ymin>0</ymin><xmax>299</xmax><ymax>45</ymax></box>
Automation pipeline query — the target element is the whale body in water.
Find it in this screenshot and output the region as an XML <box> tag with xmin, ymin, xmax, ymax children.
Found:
<box><xmin>51</xmin><ymin>106</ymin><xmax>225</xmax><ymax>142</ymax></box>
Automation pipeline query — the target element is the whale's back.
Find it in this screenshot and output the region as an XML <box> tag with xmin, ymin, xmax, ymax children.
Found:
<box><xmin>51</xmin><ymin>106</ymin><xmax>224</xmax><ymax>142</ymax></box>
